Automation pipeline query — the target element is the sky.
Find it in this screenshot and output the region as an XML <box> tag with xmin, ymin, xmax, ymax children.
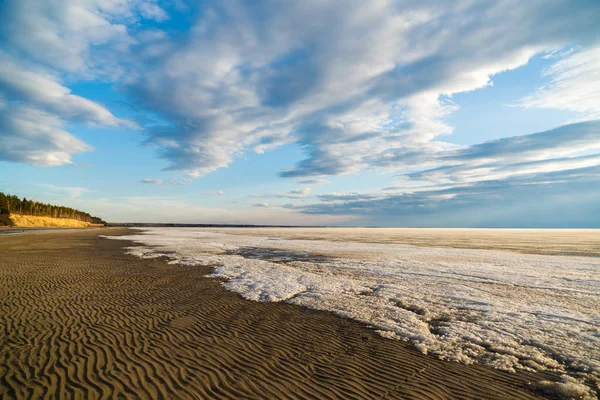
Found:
<box><xmin>1</xmin><ymin>0</ymin><xmax>599</xmax><ymax>227</ymax></box>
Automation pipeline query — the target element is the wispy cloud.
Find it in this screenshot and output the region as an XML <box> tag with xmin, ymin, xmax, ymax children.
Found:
<box><xmin>38</xmin><ymin>183</ymin><xmax>91</xmax><ymax>199</ymax></box>
<box><xmin>0</xmin><ymin>105</ymin><xmax>94</xmax><ymax>166</ymax></box>
<box><xmin>252</xmin><ymin>203</ymin><xmax>269</xmax><ymax>208</ymax></box>
<box><xmin>250</xmin><ymin>187</ymin><xmax>312</xmax><ymax>200</ymax></box>
<box><xmin>140</xmin><ymin>179</ymin><xmax>163</xmax><ymax>185</ymax></box>
<box><xmin>140</xmin><ymin>178</ymin><xmax>189</xmax><ymax>185</ymax></box>
<box><xmin>297</xmin><ymin>179</ymin><xmax>331</xmax><ymax>185</ymax></box>
<box><xmin>518</xmin><ymin>46</ymin><xmax>600</xmax><ymax>121</ymax></box>
<box><xmin>294</xmin><ymin>166</ymin><xmax>600</xmax><ymax>227</ymax></box>
<box><xmin>317</xmin><ymin>193</ymin><xmax>380</xmax><ymax>202</ymax></box>
<box><xmin>291</xmin><ymin>121</ymin><xmax>600</xmax><ymax>226</ymax></box>
<box><xmin>208</xmin><ymin>190</ymin><xmax>226</xmax><ymax>196</ymax></box>
<box><xmin>1</xmin><ymin>0</ymin><xmax>165</xmax><ymax>75</ymax></box>
<box><xmin>288</xmin><ymin>188</ymin><xmax>311</xmax><ymax>196</ymax></box>
<box><xmin>397</xmin><ymin>121</ymin><xmax>600</xmax><ymax>185</ymax></box>
<box><xmin>0</xmin><ymin>47</ymin><xmax>133</xmax><ymax>167</ymax></box>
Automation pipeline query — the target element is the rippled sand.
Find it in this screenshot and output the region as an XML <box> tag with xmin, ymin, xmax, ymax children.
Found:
<box><xmin>0</xmin><ymin>228</ymin><xmax>562</xmax><ymax>399</ymax></box>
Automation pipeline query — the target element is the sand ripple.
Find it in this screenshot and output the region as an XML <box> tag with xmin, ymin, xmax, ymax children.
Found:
<box><xmin>0</xmin><ymin>229</ymin><xmax>563</xmax><ymax>399</ymax></box>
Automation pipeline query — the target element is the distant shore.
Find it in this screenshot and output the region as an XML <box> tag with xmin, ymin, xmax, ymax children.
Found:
<box><xmin>0</xmin><ymin>226</ymin><xmax>107</xmax><ymax>235</ymax></box>
<box><xmin>0</xmin><ymin>228</ymin><xmax>557</xmax><ymax>399</ymax></box>
<box><xmin>107</xmin><ymin>222</ymin><xmax>320</xmax><ymax>228</ymax></box>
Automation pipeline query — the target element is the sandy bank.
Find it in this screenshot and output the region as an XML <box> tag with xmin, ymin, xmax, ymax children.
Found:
<box><xmin>9</xmin><ymin>214</ymin><xmax>104</xmax><ymax>228</ymax></box>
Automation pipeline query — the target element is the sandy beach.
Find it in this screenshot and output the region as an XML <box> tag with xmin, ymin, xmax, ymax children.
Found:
<box><xmin>0</xmin><ymin>228</ymin><xmax>574</xmax><ymax>399</ymax></box>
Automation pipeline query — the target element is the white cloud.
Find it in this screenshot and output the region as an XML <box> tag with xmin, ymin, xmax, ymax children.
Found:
<box><xmin>288</xmin><ymin>188</ymin><xmax>311</xmax><ymax>196</ymax></box>
<box><xmin>519</xmin><ymin>46</ymin><xmax>600</xmax><ymax>120</ymax></box>
<box><xmin>121</xmin><ymin>0</ymin><xmax>600</xmax><ymax>179</ymax></box>
<box><xmin>297</xmin><ymin>179</ymin><xmax>331</xmax><ymax>185</ymax></box>
<box><xmin>251</xmin><ymin>203</ymin><xmax>269</xmax><ymax>208</ymax></box>
<box><xmin>0</xmin><ymin>105</ymin><xmax>93</xmax><ymax>166</ymax></box>
<box><xmin>251</xmin><ymin>187</ymin><xmax>313</xmax><ymax>200</ymax></box>
<box><xmin>38</xmin><ymin>183</ymin><xmax>90</xmax><ymax>199</ymax></box>
<box><xmin>291</xmin><ymin>122</ymin><xmax>600</xmax><ymax>226</ymax></box>
<box><xmin>137</xmin><ymin>2</ymin><xmax>169</xmax><ymax>22</ymax></box>
<box><xmin>411</xmin><ymin>154</ymin><xmax>600</xmax><ymax>185</ymax></box>
<box><xmin>0</xmin><ymin>54</ymin><xmax>133</xmax><ymax>127</ymax></box>
<box><xmin>141</xmin><ymin>179</ymin><xmax>163</xmax><ymax>185</ymax></box>
<box><xmin>405</xmin><ymin>121</ymin><xmax>600</xmax><ymax>184</ymax></box>
<box><xmin>0</xmin><ymin>55</ymin><xmax>135</xmax><ymax>165</ymax></box>
<box><xmin>317</xmin><ymin>192</ymin><xmax>381</xmax><ymax>202</ymax></box>
<box><xmin>140</xmin><ymin>178</ymin><xmax>189</xmax><ymax>185</ymax></box>
<box><xmin>0</xmin><ymin>1</ymin><xmax>136</xmax><ymax>167</ymax></box>
<box><xmin>295</xmin><ymin>166</ymin><xmax>600</xmax><ymax>227</ymax></box>
<box><xmin>2</xmin><ymin>0</ymin><xmax>600</xmax><ymax>191</ymax></box>
<box><xmin>208</xmin><ymin>190</ymin><xmax>226</xmax><ymax>196</ymax></box>
<box><xmin>0</xmin><ymin>0</ymin><xmax>166</xmax><ymax>75</ymax></box>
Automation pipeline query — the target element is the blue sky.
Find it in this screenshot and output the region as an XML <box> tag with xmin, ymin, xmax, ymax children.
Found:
<box><xmin>1</xmin><ymin>0</ymin><xmax>599</xmax><ymax>226</ymax></box>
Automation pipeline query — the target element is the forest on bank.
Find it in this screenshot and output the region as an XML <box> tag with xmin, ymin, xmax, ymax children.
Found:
<box><xmin>0</xmin><ymin>192</ymin><xmax>106</xmax><ymax>226</ymax></box>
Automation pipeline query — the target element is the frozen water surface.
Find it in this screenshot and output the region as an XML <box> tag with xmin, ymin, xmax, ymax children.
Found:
<box><xmin>106</xmin><ymin>228</ymin><xmax>600</xmax><ymax>395</ymax></box>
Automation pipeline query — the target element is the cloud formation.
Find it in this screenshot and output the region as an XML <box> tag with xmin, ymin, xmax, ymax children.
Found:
<box><xmin>38</xmin><ymin>183</ymin><xmax>91</xmax><ymax>199</ymax></box>
<box><xmin>292</xmin><ymin>121</ymin><xmax>600</xmax><ymax>226</ymax></box>
<box><xmin>140</xmin><ymin>179</ymin><xmax>163</xmax><ymax>185</ymax></box>
<box><xmin>140</xmin><ymin>178</ymin><xmax>189</xmax><ymax>185</ymax></box>
<box><xmin>0</xmin><ymin>0</ymin><xmax>153</xmax><ymax>166</ymax></box>
<box><xmin>288</xmin><ymin>188</ymin><xmax>311</xmax><ymax>196</ymax></box>
<box><xmin>298</xmin><ymin>166</ymin><xmax>600</xmax><ymax>227</ymax></box>
<box><xmin>250</xmin><ymin>188</ymin><xmax>313</xmax><ymax>200</ymax></box>
<box><xmin>317</xmin><ymin>193</ymin><xmax>380</xmax><ymax>202</ymax></box>
<box><xmin>120</xmin><ymin>0</ymin><xmax>600</xmax><ymax>179</ymax></box>
<box><xmin>404</xmin><ymin>121</ymin><xmax>600</xmax><ymax>184</ymax></box>
<box><xmin>0</xmin><ymin>105</ymin><xmax>93</xmax><ymax>166</ymax></box>
<box><xmin>519</xmin><ymin>46</ymin><xmax>600</xmax><ymax>120</ymax></box>
<box><xmin>297</xmin><ymin>179</ymin><xmax>331</xmax><ymax>186</ymax></box>
<box><xmin>0</xmin><ymin>52</ymin><xmax>138</xmax><ymax>166</ymax></box>
<box><xmin>3</xmin><ymin>0</ymin><xmax>599</xmax><ymax>178</ymax></box>
<box><xmin>0</xmin><ymin>0</ymin><xmax>164</xmax><ymax>75</ymax></box>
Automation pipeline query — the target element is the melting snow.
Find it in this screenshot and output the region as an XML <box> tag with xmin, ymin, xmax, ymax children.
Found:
<box><xmin>105</xmin><ymin>228</ymin><xmax>600</xmax><ymax>397</ymax></box>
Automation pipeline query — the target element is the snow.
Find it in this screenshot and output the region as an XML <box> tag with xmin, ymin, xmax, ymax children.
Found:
<box><xmin>105</xmin><ymin>228</ymin><xmax>599</xmax><ymax>396</ymax></box>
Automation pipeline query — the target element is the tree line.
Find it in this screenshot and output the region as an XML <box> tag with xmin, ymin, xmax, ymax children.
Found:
<box><xmin>0</xmin><ymin>191</ymin><xmax>106</xmax><ymax>226</ymax></box>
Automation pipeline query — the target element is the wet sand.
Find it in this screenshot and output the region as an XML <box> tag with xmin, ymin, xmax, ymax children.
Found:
<box><xmin>0</xmin><ymin>229</ymin><xmax>559</xmax><ymax>399</ymax></box>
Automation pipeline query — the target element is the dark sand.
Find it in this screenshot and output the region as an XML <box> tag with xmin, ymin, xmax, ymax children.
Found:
<box><xmin>0</xmin><ymin>229</ymin><xmax>557</xmax><ymax>399</ymax></box>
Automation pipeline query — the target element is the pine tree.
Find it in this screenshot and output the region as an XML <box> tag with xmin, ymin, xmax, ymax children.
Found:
<box><xmin>0</xmin><ymin>191</ymin><xmax>106</xmax><ymax>226</ymax></box>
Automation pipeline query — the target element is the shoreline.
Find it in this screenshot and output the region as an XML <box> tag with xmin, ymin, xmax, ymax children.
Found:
<box><xmin>0</xmin><ymin>227</ymin><xmax>110</xmax><ymax>236</ymax></box>
<box><xmin>0</xmin><ymin>228</ymin><xmax>563</xmax><ymax>399</ymax></box>
<box><xmin>4</xmin><ymin>225</ymin><xmax>598</xmax><ymax>256</ymax></box>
